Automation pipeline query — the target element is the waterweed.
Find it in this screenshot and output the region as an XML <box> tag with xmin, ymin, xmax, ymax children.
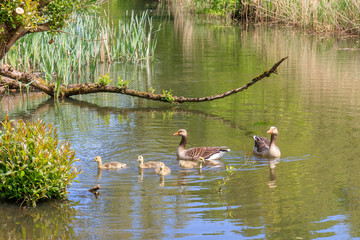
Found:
<box><xmin>0</xmin><ymin>116</ymin><xmax>81</xmax><ymax>207</ymax></box>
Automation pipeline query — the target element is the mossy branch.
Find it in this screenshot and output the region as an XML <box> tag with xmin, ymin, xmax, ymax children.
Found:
<box><xmin>0</xmin><ymin>57</ymin><xmax>288</xmax><ymax>102</ymax></box>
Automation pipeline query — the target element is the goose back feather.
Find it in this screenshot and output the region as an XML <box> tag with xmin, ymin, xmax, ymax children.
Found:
<box><xmin>173</xmin><ymin>129</ymin><xmax>230</xmax><ymax>160</ymax></box>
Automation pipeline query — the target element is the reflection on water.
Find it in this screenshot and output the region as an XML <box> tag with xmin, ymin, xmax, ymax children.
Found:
<box><xmin>268</xmin><ymin>158</ymin><xmax>279</xmax><ymax>188</ymax></box>
<box><xmin>2</xmin><ymin>0</ymin><xmax>360</xmax><ymax>239</ymax></box>
<box><xmin>0</xmin><ymin>201</ymin><xmax>77</xmax><ymax>239</ymax></box>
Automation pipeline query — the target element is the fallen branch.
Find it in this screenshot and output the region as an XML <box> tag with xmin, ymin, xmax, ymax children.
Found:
<box><xmin>0</xmin><ymin>57</ymin><xmax>288</xmax><ymax>102</ymax></box>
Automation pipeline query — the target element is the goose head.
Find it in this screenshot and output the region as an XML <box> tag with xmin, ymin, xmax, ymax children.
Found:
<box><xmin>267</xmin><ymin>126</ymin><xmax>278</xmax><ymax>135</ymax></box>
<box><xmin>173</xmin><ymin>129</ymin><xmax>187</xmax><ymax>137</ymax></box>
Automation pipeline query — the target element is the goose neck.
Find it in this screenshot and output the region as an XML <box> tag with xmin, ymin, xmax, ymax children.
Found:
<box><xmin>179</xmin><ymin>135</ymin><xmax>187</xmax><ymax>150</ymax></box>
<box><xmin>270</xmin><ymin>134</ymin><xmax>278</xmax><ymax>146</ymax></box>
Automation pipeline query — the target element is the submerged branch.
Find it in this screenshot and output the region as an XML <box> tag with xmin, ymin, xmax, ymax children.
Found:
<box><xmin>0</xmin><ymin>57</ymin><xmax>288</xmax><ymax>102</ymax></box>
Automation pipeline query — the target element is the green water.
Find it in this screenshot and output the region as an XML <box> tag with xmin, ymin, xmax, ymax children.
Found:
<box><xmin>2</xmin><ymin>1</ymin><xmax>360</xmax><ymax>239</ymax></box>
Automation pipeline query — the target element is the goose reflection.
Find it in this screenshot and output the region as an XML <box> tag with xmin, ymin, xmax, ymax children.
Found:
<box><xmin>138</xmin><ymin>168</ymin><xmax>144</xmax><ymax>183</ymax></box>
<box><xmin>96</xmin><ymin>168</ymin><xmax>103</xmax><ymax>179</ymax></box>
<box><xmin>267</xmin><ymin>158</ymin><xmax>279</xmax><ymax>188</ymax></box>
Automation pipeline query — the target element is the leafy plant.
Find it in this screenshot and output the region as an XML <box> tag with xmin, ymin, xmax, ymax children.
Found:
<box><xmin>217</xmin><ymin>165</ymin><xmax>235</xmax><ymax>193</ymax></box>
<box><xmin>116</xmin><ymin>77</ymin><xmax>130</xmax><ymax>89</ymax></box>
<box><xmin>96</xmin><ymin>73</ymin><xmax>112</xmax><ymax>86</ymax></box>
<box><xmin>0</xmin><ymin>116</ymin><xmax>81</xmax><ymax>206</ymax></box>
<box><xmin>161</xmin><ymin>89</ymin><xmax>175</xmax><ymax>103</ymax></box>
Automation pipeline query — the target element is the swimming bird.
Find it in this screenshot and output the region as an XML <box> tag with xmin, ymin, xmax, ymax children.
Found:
<box><xmin>94</xmin><ymin>156</ymin><xmax>126</xmax><ymax>169</ymax></box>
<box><xmin>137</xmin><ymin>155</ymin><xmax>163</xmax><ymax>168</ymax></box>
<box><xmin>173</xmin><ymin>129</ymin><xmax>230</xmax><ymax>160</ymax></box>
<box><xmin>179</xmin><ymin>157</ymin><xmax>205</xmax><ymax>169</ymax></box>
<box><xmin>253</xmin><ymin>126</ymin><xmax>281</xmax><ymax>158</ymax></box>
<box><xmin>154</xmin><ymin>162</ymin><xmax>171</xmax><ymax>176</ymax></box>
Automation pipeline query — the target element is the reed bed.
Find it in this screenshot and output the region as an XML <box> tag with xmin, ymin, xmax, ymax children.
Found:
<box><xmin>1</xmin><ymin>11</ymin><xmax>159</xmax><ymax>86</ymax></box>
<box><xmin>183</xmin><ymin>0</ymin><xmax>360</xmax><ymax>35</ymax></box>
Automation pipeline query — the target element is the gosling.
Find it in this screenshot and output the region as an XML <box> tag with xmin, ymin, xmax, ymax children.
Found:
<box><xmin>94</xmin><ymin>156</ymin><xmax>126</xmax><ymax>169</ymax></box>
<box><xmin>137</xmin><ymin>155</ymin><xmax>163</xmax><ymax>168</ymax></box>
<box><xmin>154</xmin><ymin>162</ymin><xmax>171</xmax><ymax>176</ymax></box>
<box><xmin>179</xmin><ymin>157</ymin><xmax>205</xmax><ymax>169</ymax></box>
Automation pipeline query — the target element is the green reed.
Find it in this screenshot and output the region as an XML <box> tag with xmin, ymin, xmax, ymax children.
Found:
<box><xmin>1</xmin><ymin>11</ymin><xmax>159</xmax><ymax>88</ymax></box>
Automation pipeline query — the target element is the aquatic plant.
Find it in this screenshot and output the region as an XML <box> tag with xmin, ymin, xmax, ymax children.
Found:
<box><xmin>0</xmin><ymin>116</ymin><xmax>80</xmax><ymax>207</ymax></box>
<box><xmin>217</xmin><ymin>165</ymin><xmax>235</xmax><ymax>193</ymax></box>
<box><xmin>1</xmin><ymin>11</ymin><xmax>159</xmax><ymax>85</ymax></box>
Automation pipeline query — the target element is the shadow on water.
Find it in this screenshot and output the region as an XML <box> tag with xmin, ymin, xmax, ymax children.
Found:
<box><xmin>2</xmin><ymin>94</ymin><xmax>259</xmax><ymax>135</ymax></box>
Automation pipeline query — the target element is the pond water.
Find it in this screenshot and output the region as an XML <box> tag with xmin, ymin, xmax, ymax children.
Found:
<box><xmin>2</xmin><ymin>1</ymin><xmax>360</xmax><ymax>239</ymax></box>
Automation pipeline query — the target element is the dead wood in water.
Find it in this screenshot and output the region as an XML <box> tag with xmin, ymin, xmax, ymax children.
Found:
<box><xmin>0</xmin><ymin>57</ymin><xmax>288</xmax><ymax>102</ymax></box>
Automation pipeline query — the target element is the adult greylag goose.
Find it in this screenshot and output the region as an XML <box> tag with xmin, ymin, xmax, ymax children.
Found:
<box><xmin>155</xmin><ymin>162</ymin><xmax>171</xmax><ymax>176</ymax></box>
<box><xmin>179</xmin><ymin>157</ymin><xmax>205</xmax><ymax>169</ymax></box>
<box><xmin>94</xmin><ymin>156</ymin><xmax>126</xmax><ymax>169</ymax></box>
<box><xmin>253</xmin><ymin>126</ymin><xmax>281</xmax><ymax>158</ymax></box>
<box><xmin>173</xmin><ymin>129</ymin><xmax>230</xmax><ymax>161</ymax></box>
<box><xmin>137</xmin><ymin>155</ymin><xmax>163</xmax><ymax>168</ymax></box>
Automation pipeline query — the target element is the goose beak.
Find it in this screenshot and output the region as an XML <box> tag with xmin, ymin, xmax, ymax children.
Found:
<box><xmin>267</xmin><ymin>130</ymin><xmax>272</xmax><ymax>134</ymax></box>
<box><xmin>172</xmin><ymin>132</ymin><xmax>179</xmax><ymax>136</ymax></box>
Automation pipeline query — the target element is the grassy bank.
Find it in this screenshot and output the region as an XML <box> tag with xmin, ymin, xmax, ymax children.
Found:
<box><xmin>182</xmin><ymin>0</ymin><xmax>360</xmax><ymax>35</ymax></box>
<box><xmin>1</xmin><ymin>11</ymin><xmax>159</xmax><ymax>86</ymax></box>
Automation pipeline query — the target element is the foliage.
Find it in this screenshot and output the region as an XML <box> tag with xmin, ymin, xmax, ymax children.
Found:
<box><xmin>182</xmin><ymin>0</ymin><xmax>360</xmax><ymax>34</ymax></box>
<box><xmin>0</xmin><ymin>0</ymin><xmax>98</xmax><ymax>32</ymax></box>
<box><xmin>191</xmin><ymin>0</ymin><xmax>238</xmax><ymax>18</ymax></box>
<box><xmin>96</xmin><ymin>73</ymin><xmax>112</xmax><ymax>86</ymax></box>
<box><xmin>116</xmin><ymin>77</ymin><xmax>130</xmax><ymax>89</ymax></box>
<box><xmin>161</xmin><ymin>89</ymin><xmax>175</xmax><ymax>103</ymax></box>
<box><xmin>0</xmin><ymin>116</ymin><xmax>80</xmax><ymax>206</ymax></box>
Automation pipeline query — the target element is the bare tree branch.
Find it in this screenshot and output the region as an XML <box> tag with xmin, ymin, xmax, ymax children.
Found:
<box><xmin>0</xmin><ymin>57</ymin><xmax>288</xmax><ymax>102</ymax></box>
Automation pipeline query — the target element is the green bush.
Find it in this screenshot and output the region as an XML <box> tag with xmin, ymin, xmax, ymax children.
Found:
<box><xmin>0</xmin><ymin>116</ymin><xmax>80</xmax><ymax>207</ymax></box>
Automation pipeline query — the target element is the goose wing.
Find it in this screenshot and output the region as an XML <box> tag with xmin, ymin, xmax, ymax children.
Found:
<box><xmin>185</xmin><ymin>146</ymin><xmax>229</xmax><ymax>160</ymax></box>
<box><xmin>253</xmin><ymin>136</ymin><xmax>270</xmax><ymax>153</ymax></box>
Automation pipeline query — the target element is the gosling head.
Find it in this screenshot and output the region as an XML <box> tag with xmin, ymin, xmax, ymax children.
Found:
<box><xmin>94</xmin><ymin>156</ymin><xmax>102</xmax><ymax>163</ymax></box>
<box><xmin>137</xmin><ymin>155</ymin><xmax>144</xmax><ymax>163</ymax></box>
<box><xmin>198</xmin><ymin>157</ymin><xmax>205</xmax><ymax>163</ymax></box>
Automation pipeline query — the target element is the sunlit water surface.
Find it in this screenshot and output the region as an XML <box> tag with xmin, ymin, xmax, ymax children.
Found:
<box><xmin>2</xmin><ymin>1</ymin><xmax>360</xmax><ymax>239</ymax></box>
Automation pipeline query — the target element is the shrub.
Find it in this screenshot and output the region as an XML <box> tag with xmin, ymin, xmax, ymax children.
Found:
<box><xmin>0</xmin><ymin>116</ymin><xmax>80</xmax><ymax>206</ymax></box>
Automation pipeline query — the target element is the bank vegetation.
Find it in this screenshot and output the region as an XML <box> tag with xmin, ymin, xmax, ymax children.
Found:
<box><xmin>182</xmin><ymin>0</ymin><xmax>360</xmax><ymax>35</ymax></box>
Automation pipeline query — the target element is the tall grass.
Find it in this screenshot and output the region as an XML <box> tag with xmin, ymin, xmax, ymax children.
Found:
<box><xmin>1</xmin><ymin>11</ymin><xmax>159</xmax><ymax>86</ymax></box>
<box><xmin>182</xmin><ymin>0</ymin><xmax>360</xmax><ymax>35</ymax></box>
